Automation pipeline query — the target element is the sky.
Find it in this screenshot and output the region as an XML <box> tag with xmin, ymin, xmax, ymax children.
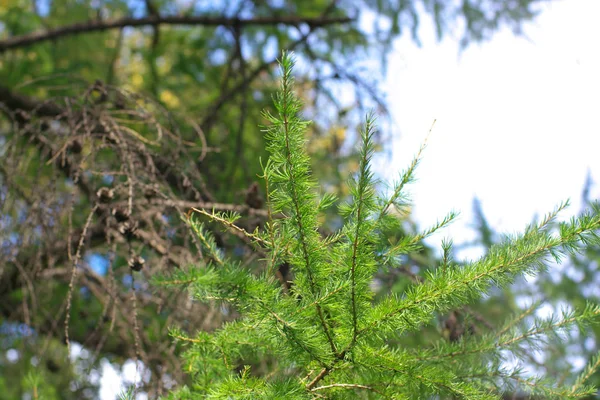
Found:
<box><xmin>379</xmin><ymin>0</ymin><xmax>600</xmax><ymax>258</ymax></box>
<box><xmin>94</xmin><ymin>1</ymin><xmax>600</xmax><ymax>398</ymax></box>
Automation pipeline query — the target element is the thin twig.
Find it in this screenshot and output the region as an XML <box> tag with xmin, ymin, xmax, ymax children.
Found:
<box><xmin>64</xmin><ymin>204</ymin><xmax>99</xmax><ymax>356</ymax></box>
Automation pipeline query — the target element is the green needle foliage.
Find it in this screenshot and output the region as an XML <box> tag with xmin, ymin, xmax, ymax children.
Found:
<box><xmin>156</xmin><ymin>53</ymin><xmax>600</xmax><ymax>399</ymax></box>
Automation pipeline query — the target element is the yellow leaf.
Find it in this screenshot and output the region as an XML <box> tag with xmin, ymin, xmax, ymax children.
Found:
<box><xmin>131</xmin><ymin>74</ymin><xmax>144</xmax><ymax>88</ymax></box>
<box><xmin>159</xmin><ymin>89</ymin><xmax>181</xmax><ymax>109</ymax></box>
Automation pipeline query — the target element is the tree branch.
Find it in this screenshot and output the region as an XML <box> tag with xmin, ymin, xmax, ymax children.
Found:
<box><xmin>0</xmin><ymin>85</ymin><xmax>63</xmax><ymax>117</ymax></box>
<box><xmin>199</xmin><ymin>29</ymin><xmax>312</xmax><ymax>132</ymax></box>
<box><xmin>0</xmin><ymin>84</ymin><xmax>209</xmax><ymax>202</ymax></box>
<box><xmin>0</xmin><ymin>14</ymin><xmax>352</xmax><ymax>53</ymax></box>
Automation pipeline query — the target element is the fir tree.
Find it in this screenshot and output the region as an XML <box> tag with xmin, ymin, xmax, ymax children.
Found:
<box><xmin>155</xmin><ymin>52</ymin><xmax>600</xmax><ymax>399</ymax></box>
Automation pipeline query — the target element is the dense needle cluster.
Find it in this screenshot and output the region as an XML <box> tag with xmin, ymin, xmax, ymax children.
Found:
<box><xmin>154</xmin><ymin>53</ymin><xmax>600</xmax><ymax>399</ymax></box>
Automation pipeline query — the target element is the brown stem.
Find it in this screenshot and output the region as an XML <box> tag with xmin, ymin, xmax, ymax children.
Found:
<box><xmin>0</xmin><ymin>15</ymin><xmax>352</xmax><ymax>53</ymax></box>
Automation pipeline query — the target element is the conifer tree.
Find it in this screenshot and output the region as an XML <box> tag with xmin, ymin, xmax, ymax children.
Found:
<box><xmin>155</xmin><ymin>52</ymin><xmax>600</xmax><ymax>399</ymax></box>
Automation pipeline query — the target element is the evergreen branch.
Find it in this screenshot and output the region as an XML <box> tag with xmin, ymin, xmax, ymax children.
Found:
<box><xmin>171</xmin><ymin>333</ymin><xmax>203</xmax><ymax>344</ymax></box>
<box><xmin>496</xmin><ymin>301</ymin><xmax>539</xmax><ymax>337</ymax></box>
<box><xmin>512</xmin><ymin>378</ymin><xmax>592</xmax><ymax>399</ymax></box>
<box><xmin>357</xmin><ymin>349</ymin><xmax>497</xmax><ymax>399</ymax></box>
<box><xmin>441</xmin><ymin>238</ymin><xmax>453</xmax><ymax>274</ymax></box>
<box><xmin>186</xmin><ymin>214</ymin><xmax>224</xmax><ymax>266</ymax></box>
<box><xmin>280</xmin><ymin>66</ymin><xmax>317</xmax><ymax>290</ymax></box>
<box><xmin>260</xmin><ymin>159</ymin><xmax>282</xmax><ymax>275</ymax></box>
<box><xmin>382</xmin><ymin>211</ymin><xmax>458</xmax><ymax>262</ymax></box>
<box><xmin>123</xmin><ymin>198</ymin><xmax>270</xmax><ymax>217</ymax></box>
<box><xmin>571</xmin><ymin>349</ymin><xmax>600</xmax><ymax>394</ymax></box>
<box><xmin>307</xmin><ymin>367</ymin><xmax>332</xmax><ymax>390</ymax></box>
<box><xmin>421</xmin><ymin>304</ymin><xmax>600</xmax><ymax>363</ymax></box>
<box><xmin>496</xmin><ymin>313</ymin><xmax>585</xmax><ymax>349</ymax></box>
<box><xmin>153</xmin><ymin>278</ymin><xmax>194</xmax><ymax>286</ymax></box>
<box><xmin>266</xmin><ymin>52</ymin><xmax>337</xmax><ymax>356</ymax></box>
<box><xmin>409</xmin><ymin>375</ymin><xmax>494</xmax><ymax>399</ymax></box>
<box><xmin>0</xmin><ymin>15</ymin><xmax>352</xmax><ymax>53</ymax></box>
<box><xmin>155</xmin><ymin>53</ymin><xmax>600</xmax><ymax>399</ymax></box>
<box><xmin>255</xmin><ymin>298</ymin><xmax>330</xmax><ymax>366</ymax></box>
<box><xmin>417</xmin><ymin>211</ymin><xmax>459</xmax><ymax>242</ymax></box>
<box><xmin>348</xmin><ymin>113</ymin><xmax>378</xmax><ymax>347</ymax></box>
<box><xmin>378</xmin><ymin>119</ymin><xmax>435</xmax><ymax>219</ymax></box>
<box><xmin>291</xmin><ymin>284</ymin><xmax>348</xmax><ymax>317</ymax></box>
<box><xmin>310</xmin><ymin>382</ymin><xmax>384</xmax><ymax>395</ymax></box>
<box><xmin>457</xmin><ymin>371</ymin><xmax>572</xmax><ymax>398</ymax></box>
<box><xmin>199</xmin><ymin>295</ymin><xmax>237</xmax><ymax>301</ymax></box>
<box><xmin>189</xmin><ymin>207</ymin><xmax>270</xmax><ymax>249</ymax></box>
<box><xmin>535</xmin><ymin>200</ymin><xmax>570</xmax><ymax>231</ymax></box>
<box><xmin>360</xmin><ymin>211</ymin><xmax>600</xmax><ymax>339</ymax></box>
<box><xmin>152</xmin><ymin>265</ymin><xmax>203</xmax><ymax>287</ymax></box>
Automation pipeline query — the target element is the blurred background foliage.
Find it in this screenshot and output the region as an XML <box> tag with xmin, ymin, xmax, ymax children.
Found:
<box><xmin>3</xmin><ymin>0</ymin><xmax>595</xmax><ymax>399</ymax></box>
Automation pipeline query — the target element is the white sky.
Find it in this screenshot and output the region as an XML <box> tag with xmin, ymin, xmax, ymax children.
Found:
<box><xmin>382</xmin><ymin>0</ymin><xmax>600</xmax><ymax>254</ymax></box>
<box><xmin>95</xmin><ymin>1</ymin><xmax>600</xmax><ymax>398</ymax></box>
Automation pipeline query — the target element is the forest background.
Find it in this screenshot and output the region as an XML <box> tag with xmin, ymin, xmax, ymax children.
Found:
<box><xmin>1</xmin><ymin>0</ymin><xmax>599</xmax><ymax>399</ymax></box>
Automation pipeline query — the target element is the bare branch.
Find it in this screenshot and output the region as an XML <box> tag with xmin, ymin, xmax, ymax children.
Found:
<box><xmin>199</xmin><ymin>29</ymin><xmax>312</xmax><ymax>132</ymax></box>
<box><xmin>0</xmin><ymin>14</ymin><xmax>352</xmax><ymax>53</ymax></box>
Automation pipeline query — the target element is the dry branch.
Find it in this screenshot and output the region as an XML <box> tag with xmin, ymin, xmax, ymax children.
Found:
<box><xmin>0</xmin><ymin>14</ymin><xmax>352</xmax><ymax>53</ymax></box>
